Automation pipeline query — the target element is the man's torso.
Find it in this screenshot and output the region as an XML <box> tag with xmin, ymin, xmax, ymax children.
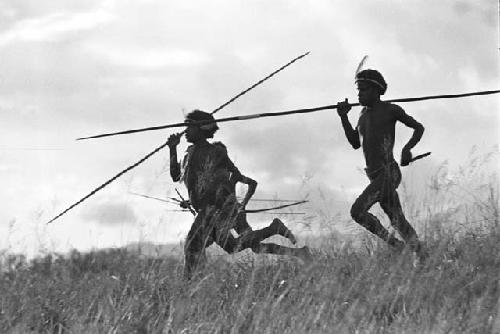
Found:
<box><xmin>181</xmin><ymin>141</ymin><xmax>238</xmax><ymax>211</ymax></box>
<box><xmin>357</xmin><ymin>102</ymin><xmax>400</xmax><ymax>173</ymax></box>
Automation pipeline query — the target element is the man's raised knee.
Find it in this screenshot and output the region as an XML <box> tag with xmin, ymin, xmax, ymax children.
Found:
<box><xmin>350</xmin><ymin>203</ymin><xmax>364</xmax><ymax>221</ymax></box>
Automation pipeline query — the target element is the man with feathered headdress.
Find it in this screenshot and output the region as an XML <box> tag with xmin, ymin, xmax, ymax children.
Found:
<box><xmin>335</xmin><ymin>69</ymin><xmax>427</xmax><ymax>262</ymax></box>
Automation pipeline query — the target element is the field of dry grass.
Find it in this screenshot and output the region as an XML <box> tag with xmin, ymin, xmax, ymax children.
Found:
<box><xmin>1</xmin><ymin>151</ymin><xmax>498</xmax><ymax>333</ymax></box>
<box><xmin>0</xmin><ymin>221</ymin><xmax>498</xmax><ymax>333</ymax></box>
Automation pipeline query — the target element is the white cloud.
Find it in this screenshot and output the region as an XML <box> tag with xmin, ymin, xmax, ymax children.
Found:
<box><xmin>81</xmin><ymin>199</ymin><xmax>138</xmax><ymax>225</ymax></box>
<box><xmin>0</xmin><ymin>0</ymin><xmax>497</xmax><ymax>256</ymax></box>
<box><xmin>0</xmin><ymin>8</ymin><xmax>115</xmax><ymax>47</ymax></box>
<box><xmin>87</xmin><ymin>44</ymin><xmax>210</xmax><ymax>68</ymax></box>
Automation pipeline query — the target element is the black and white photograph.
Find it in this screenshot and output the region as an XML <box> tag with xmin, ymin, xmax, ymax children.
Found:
<box><xmin>0</xmin><ymin>1</ymin><xmax>498</xmax><ymax>332</ymax></box>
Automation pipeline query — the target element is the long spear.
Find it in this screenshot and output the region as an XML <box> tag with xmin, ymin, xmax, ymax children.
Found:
<box><xmin>129</xmin><ymin>192</ymin><xmax>182</xmax><ymax>205</ymax></box>
<box><xmin>47</xmin><ymin>52</ymin><xmax>310</xmax><ymax>224</ymax></box>
<box><xmin>77</xmin><ymin>89</ymin><xmax>500</xmax><ymax>140</ymax></box>
<box><xmin>130</xmin><ymin>191</ymin><xmax>307</xmax><ymax>213</ymax></box>
<box><xmin>243</xmin><ymin>200</ymin><xmax>307</xmax><ymax>213</ymax></box>
<box><xmin>130</xmin><ymin>191</ymin><xmax>302</xmax><ymax>204</ymax></box>
<box><xmin>132</xmin><ymin>192</ymin><xmax>307</xmax><ymax>214</ymax></box>
<box><xmin>163</xmin><ymin>209</ymin><xmax>305</xmax><ymax>215</ymax></box>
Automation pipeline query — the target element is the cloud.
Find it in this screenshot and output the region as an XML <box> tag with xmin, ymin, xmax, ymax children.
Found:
<box><xmin>81</xmin><ymin>200</ymin><xmax>138</xmax><ymax>225</ymax></box>
<box><xmin>0</xmin><ymin>0</ymin><xmax>497</xmax><ymax>255</ymax></box>
<box><xmin>87</xmin><ymin>44</ymin><xmax>210</xmax><ymax>69</ymax></box>
<box><xmin>0</xmin><ymin>8</ymin><xmax>114</xmax><ymax>47</ymax></box>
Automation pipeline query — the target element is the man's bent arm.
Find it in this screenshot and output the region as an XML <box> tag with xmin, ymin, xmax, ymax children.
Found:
<box><xmin>396</xmin><ymin>108</ymin><xmax>425</xmax><ymax>150</ymax></box>
<box><xmin>340</xmin><ymin>115</ymin><xmax>361</xmax><ymax>149</ymax></box>
<box><xmin>239</xmin><ymin>176</ymin><xmax>257</xmax><ymax>207</ymax></box>
<box><xmin>230</xmin><ymin>172</ymin><xmax>257</xmax><ymax>207</ymax></box>
<box><xmin>169</xmin><ymin>146</ymin><xmax>181</xmax><ymax>181</ymax></box>
<box><xmin>404</xmin><ymin>122</ymin><xmax>424</xmax><ymax>151</ymax></box>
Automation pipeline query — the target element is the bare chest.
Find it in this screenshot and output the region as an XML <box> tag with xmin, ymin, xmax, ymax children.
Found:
<box><xmin>358</xmin><ymin>109</ymin><xmax>396</xmax><ymax>140</ymax></box>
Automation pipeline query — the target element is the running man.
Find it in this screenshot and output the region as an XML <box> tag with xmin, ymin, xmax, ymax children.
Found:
<box><xmin>167</xmin><ymin>110</ymin><xmax>309</xmax><ymax>279</ymax></box>
<box><xmin>336</xmin><ymin>69</ymin><xmax>426</xmax><ymax>260</ymax></box>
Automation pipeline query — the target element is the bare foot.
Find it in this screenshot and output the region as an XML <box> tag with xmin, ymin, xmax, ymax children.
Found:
<box><xmin>413</xmin><ymin>243</ymin><xmax>429</xmax><ymax>267</ymax></box>
<box><xmin>297</xmin><ymin>246</ymin><xmax>314</xmax><ymax>262</ymax></box>
<box><xmin>387</xmin><ymin>236</ymin><xmax>405</xmax><ymax>252</ymax></box>
<box><xmin>271</xmin><ymin>218</ymin><xmax>297</xmax><ymax>244</ymax></box>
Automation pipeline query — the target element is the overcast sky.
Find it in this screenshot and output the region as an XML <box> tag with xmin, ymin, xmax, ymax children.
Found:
<box><xmin>0</xmin><ymin>0</ymin><xmax>498</xmax><ymax>257</ymax></box>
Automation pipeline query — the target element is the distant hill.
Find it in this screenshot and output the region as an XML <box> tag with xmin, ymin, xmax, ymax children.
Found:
<box><xmin>125</xmin><ymin>241</ymin><xmax>183</xmax><ymax>257</ymax></box>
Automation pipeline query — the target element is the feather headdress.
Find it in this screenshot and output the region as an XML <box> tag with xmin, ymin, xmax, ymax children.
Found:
<box><xmin>354</xmin><ymin>55</ymin><xmax>369</xmax><ymax>79</ymax></box>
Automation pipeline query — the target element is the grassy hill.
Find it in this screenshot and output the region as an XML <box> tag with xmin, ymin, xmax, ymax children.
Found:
<box><xmin>1</xmin><ymin>151</ymin><xmax>498</xmax><ymax>333</ymax></box>
<box><xmin>0</xmin><ymin>224</ymin><xmax>498</xmax><ymax>333</ymax></box>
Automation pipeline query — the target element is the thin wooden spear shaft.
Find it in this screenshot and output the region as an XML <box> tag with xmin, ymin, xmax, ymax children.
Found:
<box><xmin>164</xmin><ymin>210</ymin><xmax>305</xmax><ymax>215</ymax></box>
<box><xmin>132</xmin><ymin>193</ymin><xmax>307</xmax><ymax>214</ymax></box>
<box><xmin>210</xmin><ymin>51</ymin><xmax>309</xmax><ymax>115</ymax></box>
<box><xmin>243</xmin><ymin>200</ymin><xmax>308</xmax><ymax>213</ymax></box>
<box><xmin>131</xmin><ymin>191</ymin><xmax>301</xmax><ymax>204</ymax></box>
<box><xmin>129</xmin><ymin>192</ymin><xmax>180</xmax><ymax>205</ymax></box>
<box><xmin>77</xmin><ymin>89</ymin><xmax>500</xmax><ymax>140</ymax></box>
<box><xmin>47</xmin><ymin>140</ymin><xmax>170</xmax><ymax>224</ymax></box>
<box><xmin>174</xmin><ymin>188</ymin><xmax>196</xmax><ymax>215</ymax></box>
<box><xmin>47</xmin><ymin>52</ymin><xmax>310</xmax><ymax>224</ymax></box>
<box><xmin>77</xmin><ymin>51</ymin><xmax>309</xmax><ymax>141</ymax></box>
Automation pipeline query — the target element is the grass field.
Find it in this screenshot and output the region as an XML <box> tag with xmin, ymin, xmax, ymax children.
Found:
<box><xmin>1</xmin><ymin>221</ymin><xmax>498</xmax><ymax>333</ymax></box>
<box><xmin>1</xmin><ymin>153</ymin><xmax>498</xmax><ymax>333</ymax></box>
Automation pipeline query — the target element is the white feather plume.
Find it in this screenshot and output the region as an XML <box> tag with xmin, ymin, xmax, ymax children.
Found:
<box><xmin>354</xmin><ymin>55</ymin><xmax>369</xmax><ymax>78</ymax></box>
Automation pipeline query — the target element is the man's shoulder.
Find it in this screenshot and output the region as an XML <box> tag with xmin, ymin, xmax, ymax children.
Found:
<box><xmin>211</xmin><ymin>141</ymin><xmax>229</xmax><ymax>154</ymax></box>
<box><xmin>212</xmin><ymin>141</ymin><xmax>227</xmax><ymax>150</ymax></box>
<box><xmin>358</xmin><ymin>106</ymin><xmax>369</xmax><ymax>119</ymax></box>
<box><xmin>185</xmin><ymin>144</ymin><xmax>195</xmax><ymax>154</ymax></box>
<box><xmin>385</xmin><ymin>102</ymin><xmax>405</xmax><ymax>113</ymax></box>
<box><xmin>205</xmin><ymin>141</ymin><xmax>231</xmax><ymax>159</ymax></box>
<box><xmin>378</xmin><ymin>102</ymin><xmax>405</xmax><ymax>119</ymax></box>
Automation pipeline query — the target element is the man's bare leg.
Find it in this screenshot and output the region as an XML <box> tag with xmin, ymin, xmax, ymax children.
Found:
<box><xmin>352</xmin><ymin>210</ymin><xmax>406</xmax><ymax>250</ymax></box>
<box><xmin>351</xmin><ymin>176</ymin><xmax>406</xmax><ymax>250</ymax></box>
<box><xmin>234</xmin><ymin>218</ymin><xmax>298</xmax><ymax>249</ymax></box>
<box><xmin>213</xmin><ymin>208</ymin><xmax>304</xmax><ymax>258</ymax></box>
<box><xmin>183</xmin><ymin>210</ymin><xmax>214</xmax><ymax>279</ymax></box>
<box><xmin>379</xmin><ymin>181</ymin><xmax>428</xmax><ymax>262</ymax></box>
<box><xmin>251</xmin><ymin>242</ymin><xmax>313</xmax><ymax>260</ymax></box>
<box><xmin>269</xmin><ymin>218</ymin><xmax>297</xmax><ymax>244</ymax></box>
<box><xmin>232</xmin><ymin>212</ymin><xmax>297</xmax><ymax>245</ymax></box>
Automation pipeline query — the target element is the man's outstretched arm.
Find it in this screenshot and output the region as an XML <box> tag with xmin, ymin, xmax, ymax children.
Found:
<box><xmin>336</xmin><ymin>98</ymin><xmax>361</xmax><ymax>149</ymax></box>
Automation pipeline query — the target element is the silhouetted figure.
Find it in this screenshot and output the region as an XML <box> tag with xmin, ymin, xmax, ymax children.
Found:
<box><xmin>336</xmin><ymin>69</ymin><xmax>426</xmax><ymax>260</ymax></box>
<box><xmin>167</xmin><ymin>110</ymin><xmax>311</xmax><ymax>279</ymax></box>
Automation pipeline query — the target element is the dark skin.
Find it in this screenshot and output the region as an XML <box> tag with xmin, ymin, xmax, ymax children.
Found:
<box><xmin>167</xmin><ymin>125</ymin><xmax>256</xmax><ymax>208</ymax></box>
<box><xmin>232</xmin><ymin>175</ymin><xmax>257</xmax><ymax>210</ymax></box>
<box><xmin>337</xmin><ymin>81</ymin><xmax>424</xmax><ymax>167</ymax></box>
<box><xmin>166</xmin><ymin>124</ymin><xmax>306</xmax><ymax>280</ymax></box>
<box><xmin>167</xmin><ymin>125</ymin><xmax>204</xmax><ymax>182</ymax></box>
<box><xmin>335</xmin><ymin>80</ymin><xmax>426</xmax><ymax>258</ymax></box>
<box><xmin>167</xmin><ymin>125</ymin><xmax>290</xmax><ymax>237</ymax></box>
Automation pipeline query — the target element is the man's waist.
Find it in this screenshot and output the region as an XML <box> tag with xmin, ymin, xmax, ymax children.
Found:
<box><xmin>190</xmin><ymin>189</ymin><xmax>236</xmax><ymax>211</ymax></box>
<box><xmin>364</xmin><ymin>160</ymin><xmax>398</xmax><ymax>177</ymax></box>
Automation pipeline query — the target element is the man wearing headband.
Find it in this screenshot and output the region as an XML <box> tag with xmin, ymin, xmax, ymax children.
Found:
<box><xmin>167</xmin><ymin>110</ymin><xmax>310</xmax><ymax>279</ymax></box>
<box><xmin>335</xmin><ymin>69</ymin><xmax>427</xmax><ymax>262</ymax></box>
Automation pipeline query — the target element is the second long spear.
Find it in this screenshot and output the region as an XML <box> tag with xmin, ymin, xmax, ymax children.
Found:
<box><xmin>47</xmin><ymin>52</ymin><xmax>310</xmax><ymax>224</ymax></box>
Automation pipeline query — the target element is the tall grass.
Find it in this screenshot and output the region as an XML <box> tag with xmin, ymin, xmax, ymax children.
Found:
<box><xmin>0</xmin><ymin>150</ymin><xmax>498</xmax><ymax>333</ymax></box>
<box><xmin>0</xmin><ymin>228</ymin><xmax>498</xmax><ymax>333</ymax></box>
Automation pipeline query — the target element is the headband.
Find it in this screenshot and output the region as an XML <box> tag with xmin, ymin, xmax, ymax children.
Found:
<box><xmin>355</xmin><ymin>78</ymin><xmax>387</xmax><ymax>92</ymax></box>
<box><xmin>185</xmin><ymin>117</ymin><xmax>218</xmax><ymax>131</ymax></box>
